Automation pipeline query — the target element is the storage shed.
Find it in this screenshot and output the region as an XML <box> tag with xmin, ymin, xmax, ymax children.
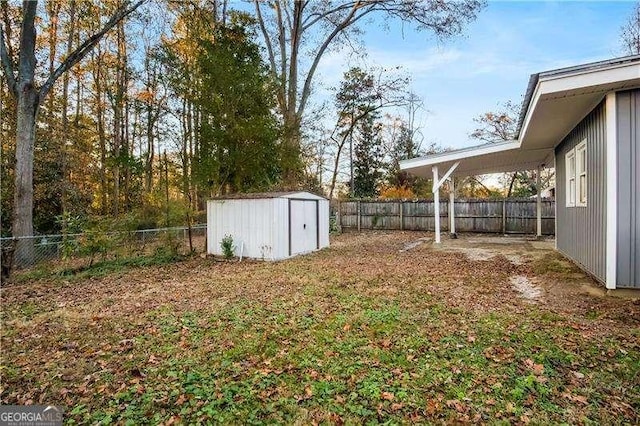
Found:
<box><xmin>207</xmin><ymin>192</ymin><xmax>330</xmax><ymax>261</ymax></box>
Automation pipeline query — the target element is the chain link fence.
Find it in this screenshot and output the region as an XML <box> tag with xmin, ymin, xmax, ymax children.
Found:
<box><xmin>1</xmin><ymin>224</ymin><xmax>207</xmax><ymax>279</ymax></box>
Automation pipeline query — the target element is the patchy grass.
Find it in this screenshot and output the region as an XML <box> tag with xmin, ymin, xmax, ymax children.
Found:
<box><xmin>1</xmin><ymin>232</ymin><xmax>639</xmax><ymax>424</ymax></box>
<box><xmin>12</xmin><ymin>249</ymin><xmax>186</xmax><ymax>284</ymax></box>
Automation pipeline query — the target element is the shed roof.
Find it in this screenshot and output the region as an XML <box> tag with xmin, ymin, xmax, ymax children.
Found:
<box><xmin>210</xmin><ymin>191</ymin><xmax>327</xmax><ymax>200</ymax></box>
<box><xmin>400</xmin><ymin>55</ymin><xmax>640</xmax><ymax>178</ymax></box>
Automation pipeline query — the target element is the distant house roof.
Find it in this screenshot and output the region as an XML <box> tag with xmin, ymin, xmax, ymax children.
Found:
<box><xmin>210</xmin><ymin>191</ymin><xmax>327</xmax><ymax>200</ymax></box>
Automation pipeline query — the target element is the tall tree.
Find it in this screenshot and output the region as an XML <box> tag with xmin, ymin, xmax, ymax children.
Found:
<box><xmin>621</xmin><ymin>2</ymin><xmax>640</xmax><ymax>55</ymax></box>
<box><xmin>328</xmin><ymin>66</ymin><xmax>408</xmax><ymax>198</ymax></box>
<box><xmin>0</xmin><ymin>0</ymin><xmax>144</xmax><ymax>265</ymax></box>
<box><xmin>193</xmin><ymin>21</ymin><xmax>283</xmax><ymax>195</ymax></box>
<box><xmin>253</xmin><ymin>0</ymin><xmax>485</xmax><ymax>182</ymax></box>
<box><xmin>161</xmin><ymin>13</ymin><xmax>284</xmax><ymax>197</ymax></box>
<box><xmin>352</xmin><ymin>113</ymin><xmax>384</xmax><ymax>198</ymax></box>
<box><xmin>385</xmin><ymin>118</ymin><xmax>427</xmax><ymax>192</ymax></box>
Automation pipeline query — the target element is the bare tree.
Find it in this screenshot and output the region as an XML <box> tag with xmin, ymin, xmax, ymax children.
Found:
<box><xmin>253</xmin><ymin>0</ymin><xmax>485</xmax><ymax>182</ymax></box>
<box><xmin>470</xmin><ymin>100</ymin><xmax>518</xmax><ymax>143</ymax></box>
<box><xmin>0</xmin><ymin>0</ymin><xmax>145</xmax><ymax>265</ymax></box>
<box><xmin>470</xmin><ymin>101</ymin><xmax>553</xmax><ymax>197</ymax></box>
<box><xmin>621</xmin><ymin>2</ymin><xmax>640</xmax><ymax>55</ymax></box>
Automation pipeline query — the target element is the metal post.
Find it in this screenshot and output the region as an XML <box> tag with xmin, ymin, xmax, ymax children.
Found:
<box><xmin>433</xmin><ymin>166</ymin><xmax>440</xmax><ymax>243</ymax></box>
<box><xmin>449</xmin><ymin>179</ymin><xmax>456</xmax><ymax>238</ymax></box>
<box><xmin>357</xmin><ymin>200</ymin><xmax>361</xmax><ymax>232</ymax></box>
<box><xmin>399</xmin><ymin>201</ymin><xmax>403</xmax><ymax>231</ymax></box>
<box><xmin>536</xmin><ymin>165</ymin><xmax>542</xmax><ymax>238</ymax></box>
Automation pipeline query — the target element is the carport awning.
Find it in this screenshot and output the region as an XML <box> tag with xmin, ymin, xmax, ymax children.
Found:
<box><xmin>399</xmin><ymin>140</ymin><xmax>553</xmax><ymax>178</ymax></box>
<box><xmin>399</xmin><ymin>55</ymin><xmax>640</xmax><ymax>178</ymax></box>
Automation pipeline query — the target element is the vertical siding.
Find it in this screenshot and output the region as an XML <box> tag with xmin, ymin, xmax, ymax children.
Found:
<box><xmin>616</xmin><ymin>89</ymin><xmax>640</xmax><ymax>288</ymax></box>
<box><xmin>207</xmin><ymin>199</ymin><xmax>277</xmax><ymax>259</ymax></box>
<box><xmin>555</xmin><ymin>101</ymin><xmax>607</xmax><ymax>283</ymax></box>
<box><xmin>273</xmin><ymin>198</ymin><xmax>289</xmax><ymax>260</ymax></box>
<box><xmin>318</xmin><ymin>199</ymin><xmax>330</xmax><ymax>249</ymax></box>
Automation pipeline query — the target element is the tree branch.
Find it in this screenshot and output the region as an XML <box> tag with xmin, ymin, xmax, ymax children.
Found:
<box><xmin>39</xmin><ymin>0</ymin><xmax>145</xmax><ymax>101</ymax></box>
<box><xmin>301</xmin><ymin>1</ymin><xmax>359</xmax><ymax>32</ymax></box>
<box><xmin>275</xmin><ymin>0</ymin><xmax>289</xmax><ymax>108</ymax></box>
<box><xmin>297</xmin><ymin>6</ymin><xmax>369</xmax><ymax>117</ymax></box>
<box><xmin>254</xmin><ymin>0</ymin><xmax>285</xmax><ymax>109</ymax></box>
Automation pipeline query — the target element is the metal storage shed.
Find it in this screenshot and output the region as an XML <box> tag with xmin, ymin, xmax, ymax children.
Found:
<box><xmin>207</xmin><ymin>192</ymin><xmax>330</xmax><ymax>261</ymax></box>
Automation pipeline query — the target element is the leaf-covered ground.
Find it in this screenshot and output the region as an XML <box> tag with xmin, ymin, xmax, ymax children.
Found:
<box><xmin>2</xmin><ymin>232</ymin><xmax>639</xmax><ymax>424</ymax></box>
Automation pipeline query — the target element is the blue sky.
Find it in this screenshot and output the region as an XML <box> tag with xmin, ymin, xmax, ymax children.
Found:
<box><xmin>314</xmin><ymin>1</ymin><xmax>636</xmax><ymax>151</ymax></box>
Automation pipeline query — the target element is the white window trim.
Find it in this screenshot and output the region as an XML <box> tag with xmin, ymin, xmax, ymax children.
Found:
<box><xmin>565</xmin><ymin>140</ymin><xmax>587</xmax><ymax>208</ymax></box>
<box><xmin>576</xmin><ymin>140</ymin><xmax>587</xmax><ymax>207</ymax></box>
<box><xmin>565</xmin><ymin>150</ymin><xmax>576</xmax><ymax>207</ymax></box>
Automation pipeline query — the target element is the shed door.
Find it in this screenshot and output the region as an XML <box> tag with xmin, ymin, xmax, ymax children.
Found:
<box><xmin>290</xmin><ymin>200</ymin><xmax>318</xmax><ymax>255</ymax></box>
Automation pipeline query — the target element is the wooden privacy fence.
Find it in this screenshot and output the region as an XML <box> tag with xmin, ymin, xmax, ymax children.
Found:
<box><xmin>333</xmin><ymin>199</ymin><xmax>555</xmax><ymax>235</ymax></box>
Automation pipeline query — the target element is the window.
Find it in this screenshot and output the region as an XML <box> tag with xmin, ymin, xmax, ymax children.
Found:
<box><xmin>576</xmin><ymin>141</ymin><xmax>587</xmax><ymax>206</ymax></box>
<box><xmin>565</xmin><ymin>140</ymin><xmax>586</xmax><ymax>208</ymax></box>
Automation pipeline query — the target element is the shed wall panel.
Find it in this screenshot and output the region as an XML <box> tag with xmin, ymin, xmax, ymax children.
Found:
<box><xmin>555</xmin><ymin>100</ymin><xmax>607</xmax><ymax>283</ymax></box>
<box><xmin>318</xmin><ymin>200</ymin><xmax>331</xmax><ymax>249</ymax></box>
<box><xmin>616</xmin><ymin>89</ymin><xmax>640</xmax><ymax>288</ymax></box>
<box><xmin>207</xmin><ymin>199</ymin><xmax>278</xmax><ymax>259</ymax></box>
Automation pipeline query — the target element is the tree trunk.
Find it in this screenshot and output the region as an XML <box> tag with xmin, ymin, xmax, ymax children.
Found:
<box><xmin>282</xmin><ymin>112</ymin><xmax>302</xmax><ymax>185</ymax></box>
<box><xmin>60</xmin><ymin>0</ymin><xmax>76</xmax><ymax>227</ymax></box>
<box><xmin>507</xmin><ymin>172</ymin><xmax>518</xmax><ymax>197</ymax></box>
<box><xmin>10</xmin><ymin>1</ymin><xmax>39</xmax><ymax>267</ymax></box>
<box><xmin>93</xmin><ymin>49</ymin><xmax>108</xmax><ymax>214</ymax></box>
<box><xmin>13</xmin><ymin>88</ymin><xmax>38</xmax><ymax>267</ymax></box>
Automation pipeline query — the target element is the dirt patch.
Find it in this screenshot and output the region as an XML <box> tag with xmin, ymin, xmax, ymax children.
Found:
<box><xmin>399</xmin><ymin>237</ymin><xmax>431</xmax><ymax>252</ymax></box>
<box><xmin>510</xmin><ymin>275</ymin><xmax>544</xmax><ymax>302</ymax></box>
<box><xmin>505</xmin><ymin>254</ymin><xmax>526</xmax><ymax>266</ymax></box>
<box><xmin>442</xmin><ymin>247</ymin><xmax>497</xmax><ymax>261</ymax></box>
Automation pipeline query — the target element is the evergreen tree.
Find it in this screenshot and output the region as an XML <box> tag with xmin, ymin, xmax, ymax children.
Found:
<box><xmin>193</xmin><ymin>20</ymin><xmax>283</xmax><ymax>195</ymax></box>
<box><xmin>353</xmin><ymin>113</ymin><xmax>384</xmax><ymax>198</ymax></box>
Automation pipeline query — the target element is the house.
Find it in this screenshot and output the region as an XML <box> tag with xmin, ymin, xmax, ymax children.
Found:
<box><xmin>400</xmin><ymin>55</ymin><xmax>639</xmax><ymax>290</ymax></box>
<box><xmin>207</xmin><ymin>192</ymin><xmax>330</xmax><ymax>261</ymax></box>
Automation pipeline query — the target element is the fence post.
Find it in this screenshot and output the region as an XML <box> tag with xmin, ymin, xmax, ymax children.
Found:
<box><xmin>502</xmin><ymin>198</ymin><xmax>507</xmax><ymax>234</ymax></box>
<box><xmin>399</xmin><ymin>201</ymin><xmax>403</xmax><ymax>231</ymax></box>
<box><xmin>357</xmin><ymin>200</ymin><xmax>361</xmax><ymax>232</ymax></box>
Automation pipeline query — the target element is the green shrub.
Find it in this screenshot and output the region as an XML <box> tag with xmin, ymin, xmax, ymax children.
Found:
<box><xmin>329</xmin><ymin>214</ymin><xmax>340</xmax><ymax>234</ymax></box>
<box><xmin>221</xmin><ymin>235</ymin><xmax>235</xmax><ymax>259</ymax></box>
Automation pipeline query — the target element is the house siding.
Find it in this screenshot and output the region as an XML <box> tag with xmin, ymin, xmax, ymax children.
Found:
<box><xmin>616</xmin><ymin>89</ymin><xmax>640</xmax><ymax>289</ymax></box>
<box><xmin>555</xmin><ymin>101</ymin><xmax>607</xmax><ymax>284</ymax></box>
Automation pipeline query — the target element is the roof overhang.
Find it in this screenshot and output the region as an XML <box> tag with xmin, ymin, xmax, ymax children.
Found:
<box><xmin>519</xmin><ymin>56</ymin><xmax>640</xmax><ymax>150</ymax></box>
<box><xmin>400</xmin><ymin>140</ymin><xmax>553</xmax><ymax>178</ymax></box>
<box><xmin>400</xmin><ymin>55</ymin><xmax>640</xmax><ymax>178</ymax></box>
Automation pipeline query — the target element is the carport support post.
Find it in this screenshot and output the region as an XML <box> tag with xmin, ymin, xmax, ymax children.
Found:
<box><xmin>431</xmin><ymin>162</ymin><xmax>459</xmax><ymax>244</ymax></box>
<box><xmin>449</xmin><ymin>179</ymin><xmax>456</xmax><ymax>238</ymax></box>
<box><xmin>433</xmin><ymin>166</ymin><xmax>440</xmax><ymax>243</ymax></box>
<box><xmin>536</xmin><ymin>165</ymin><xmax>542</xmax><ymax>238</ymax></box>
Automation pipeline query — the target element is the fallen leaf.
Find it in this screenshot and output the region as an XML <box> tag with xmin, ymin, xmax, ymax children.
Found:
<box><xmin>381</xmin><ymin>391</ymin><xmax>394</xmax><ymax>401</ymax></box>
